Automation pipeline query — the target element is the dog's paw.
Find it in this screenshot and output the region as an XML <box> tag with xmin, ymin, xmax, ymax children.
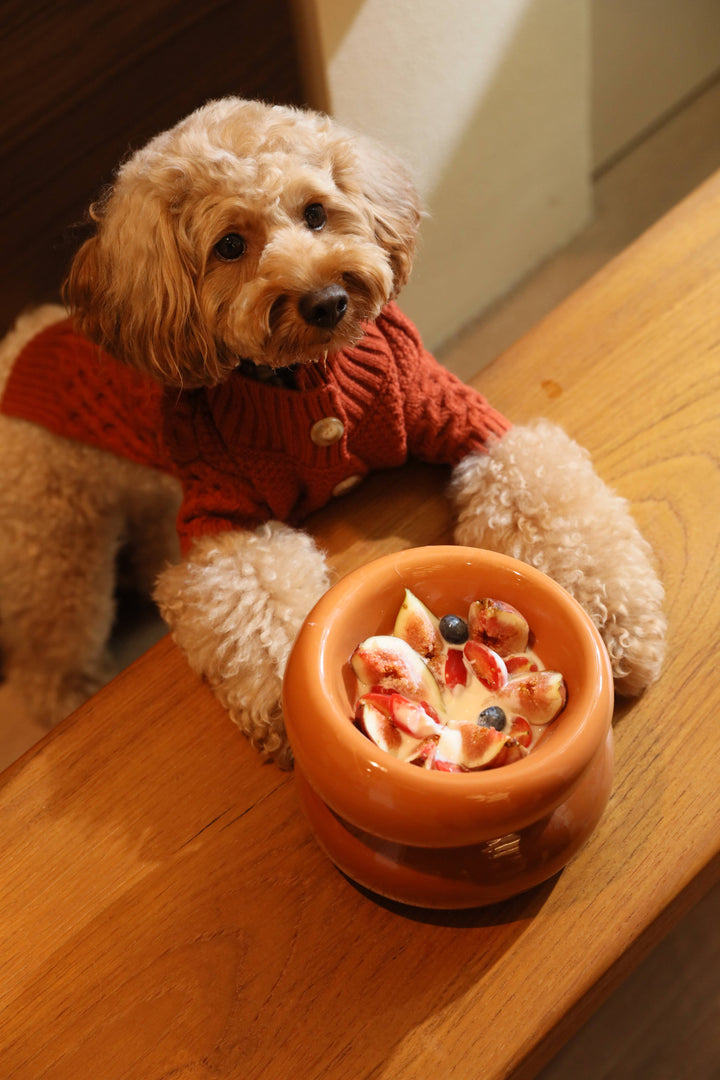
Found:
<box><xmin>154</xmin><ymin>521</ymin><xmax>330</xmax><ymax>762</ymax></box>
<box><xmin>593</xmin><ymin>587</ymin><xmax>666</xmax><ymax>698</ymax></box>
<box><xmin>449</xmin><ymin>421</ymin><xmax>667</xmax><ymax>694</ymax></box>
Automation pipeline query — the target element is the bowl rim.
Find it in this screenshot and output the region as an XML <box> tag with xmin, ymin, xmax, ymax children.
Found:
<box><xmin>284</xmin><ymin>546</ymin><xmax>615</xmax><ymax>846</ymax></box>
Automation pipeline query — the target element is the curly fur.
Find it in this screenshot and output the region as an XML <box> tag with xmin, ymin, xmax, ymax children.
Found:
<box><xmin>153</xmin><ymin>523</ymin><xmax>329</xmax><ymax>766</ymax></box>
<box><xmin>450</xmin><ymin>421</ymin><xmax>666</xmax><ymax>694</ymax></box>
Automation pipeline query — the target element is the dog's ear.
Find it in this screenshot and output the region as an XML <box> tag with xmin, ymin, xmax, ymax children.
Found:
<box><xmin>64</xmin><ymin>191</ymin><xmax>222</xmax><ymax>387</ymax></box>
<box><xmin>64</xmin><ymin>231</ymin><xmax>115</xmax><ymax>350</ymax></box>
<box><xmin>334</xmin><ymin>132</ymin><xmax>423</xmax><ymax>297</ymax></box>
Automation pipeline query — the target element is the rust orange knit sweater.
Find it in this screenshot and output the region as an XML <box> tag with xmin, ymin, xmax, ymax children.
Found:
<box><xmin>1</xmin><ymin>303</ymin><xmax>511</xmax><ymax>553</ymax></box>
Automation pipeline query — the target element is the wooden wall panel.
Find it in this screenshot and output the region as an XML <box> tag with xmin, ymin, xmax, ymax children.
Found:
<box><xmin>0</xmin><ymin>0</ymin><xmax>305</xmax><ymax>333</ymax></box>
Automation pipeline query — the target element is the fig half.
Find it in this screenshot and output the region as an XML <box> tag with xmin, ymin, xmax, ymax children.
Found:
<box><xmin>351</xmin><ymin>635</ymin><xmax>444</xmax><ymax>712</ymax></box>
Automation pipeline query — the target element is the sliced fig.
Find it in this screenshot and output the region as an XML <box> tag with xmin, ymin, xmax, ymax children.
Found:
<box><xmin>505</xmin><ymin>654</ymin><xmax>539</xmax><ymax>674</ymax></box>
<box><xmin>355</xmin><ymin>690</ymin><xmax>440</xmax><ymax>738</ymax></box>
<box><xmin>393</xmin><ymin>589</ymin><xmax>444</xmax><ymax>681</ymax></box>
<box><xmin>408</xmin><ymin>737</ymin><xmax>439</xmax><ymax>769</ymax></box>
<box><xmin>432</xmin><ymin>757</ymin><xmax>464</xmax><ymax>773</ymax></box>
<box><xmin>487</xmin><ymin>737</ymin><xmax>528</xmax><ymax>769</ymax></box>
<box><xmin>351</xmin><ymin>635</ymin><xmax>444</xmax><ymax>711</ymax></box>
<box><xmin>497</xmin><ymin>670</ymin><xmax>567</xmax><ymax>725</ymax></box>
<box><xmin>389</xmin><ymin>695</ymin><xmax>442</xmax><ymax>738</ymax></box>
<box><xmin>354</xmin><ymin>689</ymin><xmax>393</xmax><ymax>717</ymax></box>
<box><xmin>508</xmin><ymin>715</ymin><xmax>533</xmax><ymax>747</ymax></box>
<box><xmin>356</xmin><ymin>700</ymin><xmax>426</xmax><ymax>762</ymax></box>
<box><xmin>355</xmin><ymin>700</ymin><xmax>402</xmax><ymax>754</ymax></box>
<box><xmin>393</xmin><ymin>589</ymin><xmax>442</xmax><ymax>658</ymax></box>
<box><xmin>463</xmin><ymin>639</ymin><xmax>508</xmax><ymax>690</ymax></box>
<box><xmin>435</xmin><ymin>722</ymin><xmax>507</xmax><ymax>770</ymax></box>
<box><xmin>468</xmin><ymin>598</ymin><xmax>530</xmax><ymax>657</ymax></box>
<box><xmin>444</xmin><ymin>647</ymin><xmax>468</xmax><ymax>688</ymax></box>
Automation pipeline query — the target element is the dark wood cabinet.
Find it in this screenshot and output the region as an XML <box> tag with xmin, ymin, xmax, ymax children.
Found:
<box><xmin>0</xmin><ymin>0</ymin><xmax>306</xmax><ymax>333</ymax></box>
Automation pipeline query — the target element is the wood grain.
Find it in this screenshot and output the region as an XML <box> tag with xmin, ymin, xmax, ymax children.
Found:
<box><xmin>0</xmin><ymin>0</ymin><xmax>304</xmax><ymax>335</ymax></box>
<box><xmin>1</xmin><ymin>172</ymin><xmax>719</xmax><ymax>1080</ymax></box>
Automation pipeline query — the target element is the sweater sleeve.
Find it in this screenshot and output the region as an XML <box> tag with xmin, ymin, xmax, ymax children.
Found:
<box><xmin>173</xmin><ymin>463</ymin><xmax>270</xmax><ymax>555</ymax></box>
<box><xmin>376</xmin><ymin>304</ymin><xmax>511</xmax><ymax>465</ymax></box>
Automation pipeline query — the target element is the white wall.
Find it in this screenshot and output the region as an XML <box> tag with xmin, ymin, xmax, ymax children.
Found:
<box><xmin>305</xmin><ymin>0</ymin><xmax>592</xmax><ymax>351</ymax></box>
<box><xmin>592</xmin><ymin>0</ymin><xmax>720</xmax><ymax>169</ymax></box>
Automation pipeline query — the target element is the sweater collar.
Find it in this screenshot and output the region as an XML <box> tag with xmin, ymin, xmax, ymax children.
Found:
<box><xmin>236</xmin><ymin>357</ymin><xmax>300</xmax><ymax>389</ymax></box>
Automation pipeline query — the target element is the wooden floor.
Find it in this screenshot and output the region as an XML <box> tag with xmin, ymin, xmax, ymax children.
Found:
<box><xmin>2</xmin><ymin>76</ymin><xmax>720</xmax><ymax>1080</ymax></box>
<box><xmin>535</xmin><ymin>881</ymin><xmax>720</xmax><ymax>1080</ymax></box>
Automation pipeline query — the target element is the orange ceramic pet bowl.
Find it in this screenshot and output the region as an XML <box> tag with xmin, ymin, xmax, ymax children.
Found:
<box><xmin>283</xmin><ymin>546</ymin><xmax>614</xmax><ymax>909</ymax></box>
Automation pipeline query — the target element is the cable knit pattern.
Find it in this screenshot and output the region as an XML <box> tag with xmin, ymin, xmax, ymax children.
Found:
<box><xmin>1</xmin><ymin>303</ymin><xmax>510</xmax><ymax>553</ymax></box>
<box><xmin>1</xmin><ymin>316</ymin><xmax>168</xmax><ymax>470</ymax></box>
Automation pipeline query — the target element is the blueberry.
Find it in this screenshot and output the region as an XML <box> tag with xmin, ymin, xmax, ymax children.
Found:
<box><xmin>477</xmin><ymin>706</ymin><xmax>506</xmax><ymax>731</ymax></box>
<box><xmin>439</xmin><ymin>614</ymin><xmax>468</xmax><ymax>644</ymax></box>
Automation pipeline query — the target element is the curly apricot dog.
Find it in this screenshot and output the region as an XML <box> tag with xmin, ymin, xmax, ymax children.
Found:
<box><xmin>0</xmin><ymin>98</ymin><xmax>665</xmax><ymax>763</ymax></box>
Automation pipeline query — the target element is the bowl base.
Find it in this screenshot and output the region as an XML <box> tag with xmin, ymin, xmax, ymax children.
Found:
<box><xmin>295</xmin><ymin>730</ymin><xmax>614</xmax><ymax>909</ymax></box>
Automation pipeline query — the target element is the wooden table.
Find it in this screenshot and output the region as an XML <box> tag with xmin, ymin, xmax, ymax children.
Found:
<box><xmin>2</xmin><ymin>171</ymin><xmax>719</xmax><ymax>1080</ymax></box>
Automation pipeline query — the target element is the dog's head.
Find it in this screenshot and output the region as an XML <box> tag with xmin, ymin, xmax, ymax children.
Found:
<box><xmin>64</xmin><ymin>98</ymin><xmax>422</xmax><ymax>387</ymax></box>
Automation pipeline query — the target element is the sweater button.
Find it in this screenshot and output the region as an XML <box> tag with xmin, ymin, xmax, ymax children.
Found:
<box><xmin>332</xmin><ymin>474</ymin><xmax>362</xmax><ymax>497</ymax></box>
<box><xmin>310</xmin><ymin>416</ymin><xmax>345</xmax><ymax>446</ymax></box>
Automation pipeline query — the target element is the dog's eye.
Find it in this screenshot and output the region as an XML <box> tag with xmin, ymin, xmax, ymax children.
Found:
<box><xmin>214</xmin><ymin>233</ymin><xmax>246</xmax><ymax>261</ymax></box>
<box><xmin>304</xmin><ymin>203</ymin><xmax>327</xmax><ymax>231</ymax></box>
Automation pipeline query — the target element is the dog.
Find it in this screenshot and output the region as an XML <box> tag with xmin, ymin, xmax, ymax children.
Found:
<box><xmin>0</xmin><ymin>97</ymin><xmax>666</xmax><ymax>765</ymax></box>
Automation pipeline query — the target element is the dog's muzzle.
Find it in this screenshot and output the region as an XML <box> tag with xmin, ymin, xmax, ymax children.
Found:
<box><xmin>299</xmin><ymin>285</ymin><xmax>349</xmax><ymax>329</ymax></box>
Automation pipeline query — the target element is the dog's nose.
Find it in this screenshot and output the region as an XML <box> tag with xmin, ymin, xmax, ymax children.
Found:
<box><xmin>299</xmin><ymin>285</ymin><xmax>349</xmax><ymax>329</ymax></box>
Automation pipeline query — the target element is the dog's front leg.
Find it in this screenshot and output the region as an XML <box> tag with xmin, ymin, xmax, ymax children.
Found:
<box><xmin>154</xmin><ymin>522</ymin><xmax>330</xmax><ymax>766</ymax></box>
<box><xmin>449</xmin><ymin>420</ymin><xmax>666</xmax><ymax>696</ymax></box>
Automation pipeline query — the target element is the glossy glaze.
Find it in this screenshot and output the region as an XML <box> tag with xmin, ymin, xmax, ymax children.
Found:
<box><xmin>283</xmin><ymin>547</ymin><xmax>615</xmax><ymax>907</ymax></box>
